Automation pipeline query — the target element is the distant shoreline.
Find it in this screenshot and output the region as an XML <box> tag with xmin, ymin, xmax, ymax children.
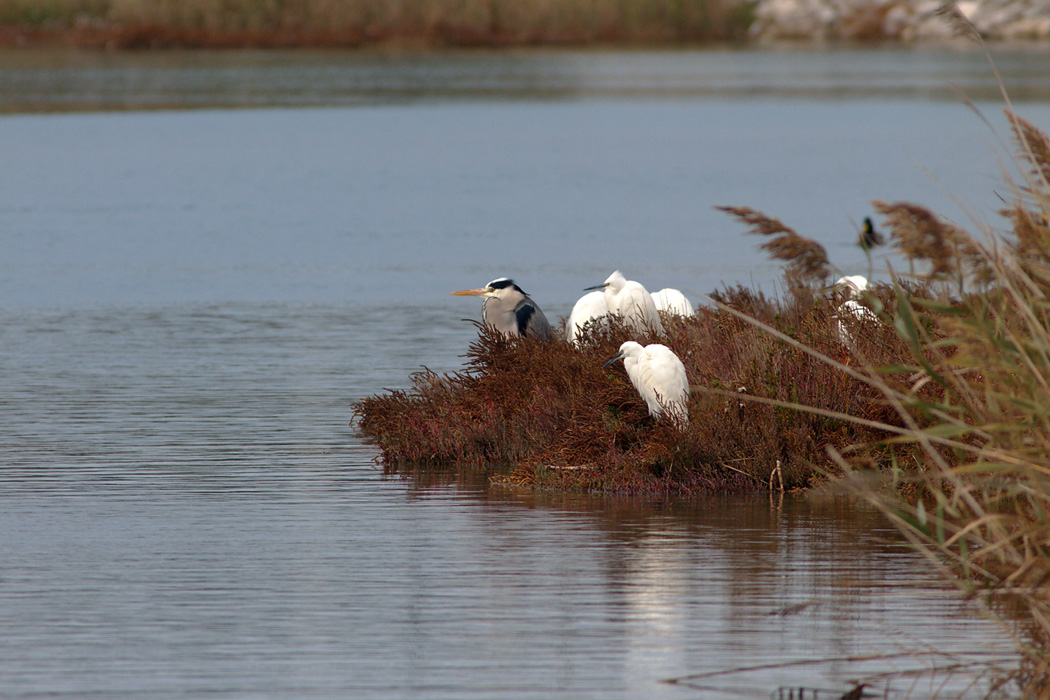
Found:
<box><xmin>1</xmin><ymin>1</ymin><xmax>1047</xmax><ymax>51</ymax></box>
<box><xmin>0</xmin><ymin>25</ymin><xmax>744</xmax><ymax>51</ymax></box>
<box><xmin>0</xmin><ymin>0</ymin><xmax>753</xmax><ymax>51</ymax></box>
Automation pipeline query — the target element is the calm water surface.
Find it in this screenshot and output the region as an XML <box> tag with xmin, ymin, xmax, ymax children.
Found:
<box><xmin>1</xmin><ymin>48</ymin><xmax>1041</xmax><ymax>698</ymax></box>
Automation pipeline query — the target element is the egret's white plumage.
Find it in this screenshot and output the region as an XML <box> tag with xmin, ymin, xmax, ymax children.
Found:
<box><xmin>585</xmin><ymin>270</ymin><xmax>665</xmax><ymax>336</ymax></box>
<box><xmin>836</xmin><ymin>275</ymin><xmax>869</xmax><ymax>296</ymax></box>
<box><xmin>566</xmin><ymin>290</ymin><xmax>608</xmax><ymax>345</ymax></box>
<box><xmin>651</xmin><ymin>288</ymin><xmax>694</xmax><ymax>316</ymax></box>
<box><xmin>451</xmin><ymin>277</ymin><xmax>552</xmax><ymax>340</ymax></box>
<box><xmin>604</xmin><ymin>341</ymin><xmax>689</xmax><ymax>426</ymax></box>
<box><xmin>831</xmin><ymin>275</ymin><xmax>877</xmax><ymax>350</ymax></box>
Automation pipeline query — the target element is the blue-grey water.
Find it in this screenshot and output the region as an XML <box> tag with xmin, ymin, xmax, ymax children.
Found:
<box><xmin>1</xmin><ymin>47</ymin><xmax>1042</xmax><ymax>698</ymax></box>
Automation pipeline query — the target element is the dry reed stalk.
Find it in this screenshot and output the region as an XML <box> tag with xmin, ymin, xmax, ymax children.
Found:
<box><xmin>711</xmin><ymin>100</ymin><xmax>1050</xmax><ymax>700</ymax></box>
<box><xmin>834</xmin><ymin>112</ymin><xmax>1050</xmax><ymax>699</ymax></box>
<box><xmin>933</xmin><ymin>1</ymin><xmax>983</xmax><ymax>42</ymax></box>
<box><xmin>872</xmin><ymin>200</ymin><xmax>971</xmax><ymax>279</ymax></box>
<box><xmin>717</xmin><ymin>205</ymin><xmax>830</xmax><ymax>285</ymax></box>
<box><xmin>1008</xmin><ymin>112</ymin><xmax>1050</xmax><ymax>192</ymax></box>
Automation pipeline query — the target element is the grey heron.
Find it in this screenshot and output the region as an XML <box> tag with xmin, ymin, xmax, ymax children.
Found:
<box><xmin>451</xmin><ymin>277</ymin><xmax>553</xmax><ymax>340</ymax></box>
<box><xmin>566</xmin><ymin>290</ymin><xmax>609</xmax><ymax>346</ymax></box>
<box><xmin>604</xmin><ymin>341</ymin><xmax>689</xmax><ymax>426</ymax></box>
<box><xmin>585</xmin><ymin>270</ymin><xmax>665</xmax><ymax>336</ymax></box>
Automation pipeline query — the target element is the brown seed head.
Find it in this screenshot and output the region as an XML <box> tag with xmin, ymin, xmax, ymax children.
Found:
<box><xmin>1007</xmin><ymin>110</ymin><xmax>1050</xmax><ymax>191</ymax></box>
<box><xmin>718</xmin><ymin>205</ymin><xmax>829</xmax><ymax>283</ymax></box>
<box><xmin>873</xmin><ymin>200</ymin><xmax>966</xmax><ymax>278</ymax></box>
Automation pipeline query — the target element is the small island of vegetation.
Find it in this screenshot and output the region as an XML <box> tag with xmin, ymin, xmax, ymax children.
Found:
<box><xmin>355</xmin><ymin>109</ymin><xmax>1050</xmax><ymax>694</ymax></box>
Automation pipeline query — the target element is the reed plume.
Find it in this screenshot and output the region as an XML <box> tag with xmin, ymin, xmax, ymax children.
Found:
<box><xmin>717</xmin><ymin>205</ymin><xmax>830</xmax><ymax>285</ymax></box>
<box><xmin>1007</xmin><ymin>111</ymin><xmax>1050</xmax><ymax>197</ymax></box>
<box><xmin>872</xmin><ymin>200</ymin><xmax>970</xmax><ymax>279</ymax></box>
<box><xmin>932</xmin><ymin>1</ymin><xmax>983</xmax><ymax>42</ymax></box>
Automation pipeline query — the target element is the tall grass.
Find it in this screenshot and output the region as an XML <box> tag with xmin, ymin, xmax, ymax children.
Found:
<box><xmin>761</xmin><ymin>8</ymin><xmax>1050</xmax><ymax>694</ymax></box>
<box><xmin>697</xmin><ymin>106</ymin><xmax>1050</xmax><ymax>697</ymax></box>
<box><xmin>817</xmin><ymin>111</ymin><xmax>1050</xmax><ymax>698</ymax></box>
<box><xmin>0</xmin><ymin>0</ymin><xmax>755</xmax><ymax>48</ymax></box>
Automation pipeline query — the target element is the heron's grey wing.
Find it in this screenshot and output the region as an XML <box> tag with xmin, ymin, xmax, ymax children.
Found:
<box><xmin>517</xmin><ymin>299</ymin><xmax>552</xmax><ymax>339</ymax></box>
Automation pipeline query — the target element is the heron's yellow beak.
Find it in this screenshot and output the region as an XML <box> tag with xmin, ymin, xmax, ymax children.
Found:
<box><xmin>451</xmin><ymin>288</ymin><xmax>488</xmax><ymax>297</ymax></box>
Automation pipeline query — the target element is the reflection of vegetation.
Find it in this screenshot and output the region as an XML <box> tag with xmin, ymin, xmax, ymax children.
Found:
<box><xmin>0</xmin><ymin>0</ymin><xmax>754</xmax><ymax>48</ymax></box>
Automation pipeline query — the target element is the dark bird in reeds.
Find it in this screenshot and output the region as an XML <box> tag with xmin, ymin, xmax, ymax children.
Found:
<box><xmin>857</xmin><ymin>216</ymin><xmax>884</xmax><ymax>251</ymax></box>
<box><xmin>451</xmin><ymin>277</ymin><xmax>553</xmax><ymax>339</ymax></box>
<box><xmin>603</xmin><ymin>341</ymin><xmax>689</xmax><ymax>427</ymax></box>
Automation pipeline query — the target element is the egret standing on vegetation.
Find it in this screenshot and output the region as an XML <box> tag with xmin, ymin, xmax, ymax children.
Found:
<box><xmin>451</xmin><ymin>277</ymin><xmax>553</xmax><ymax>340</ymax></box>
<box><xmin>566</xmin><ymin>290</ymin><xmax>609</xmax><ymax>345</ymax></box>
<box><xmin>651</xmin><ymin>288</ymin><xmax>694</xmax><ymax>316</ymax></box>
<box><xmin>585</xmin><ymin>270</ymin><xmax>665</xmax><ymax>336</ymax></box>
<box><xmin>603</xmin><ymin>341</ymin><xmax>689</xmax><ymax>426</ymax></box>
<box><xmin>830</xmin><ymin>275</ymin><xmax>878</xmax><ymax>351</ymax></box>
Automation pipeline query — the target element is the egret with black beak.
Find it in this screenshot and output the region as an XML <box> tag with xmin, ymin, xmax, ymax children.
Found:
<box><xmin>603</xmin><ymin>341</ymin><xmax>689</xmax><ymax>426</ymax></box>
<box><xmin>585</xmin><ymin>270</ymin><xmax>665</xmax><ymax>336</ymax></box>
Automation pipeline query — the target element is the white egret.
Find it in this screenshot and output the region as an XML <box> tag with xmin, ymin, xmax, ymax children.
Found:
<box><xmin>651</xmin><ymin>288</ymin><xmax>694</xmax><ymax>316</ymax></box>
<box><xmin>566</xmin><ymin>290</ymin><xmax>609</xmax><ymax>345</ymax></box>
<box><xmin>835</xmin><ymin>275</ymin><xmax>869</xmax><ymax>296</ymax></box>
<box><xmin>585</xmin><ymin>270</ymin><xmax>665</xmax><ymax>336</ymax></box>
<box><xmin>451</xmin><ymin>278</ymin><xmax>553</xmax><ymax>340</ymax></box>
<box><xmin>830</xmin><ymin>275</ymin><xmax>878</xmax><ymax>351</ymax></box>
<box><xmin>603</xmin><ymin>341</ymin><xmax>689</xmax><ymax>426</ymax></box>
